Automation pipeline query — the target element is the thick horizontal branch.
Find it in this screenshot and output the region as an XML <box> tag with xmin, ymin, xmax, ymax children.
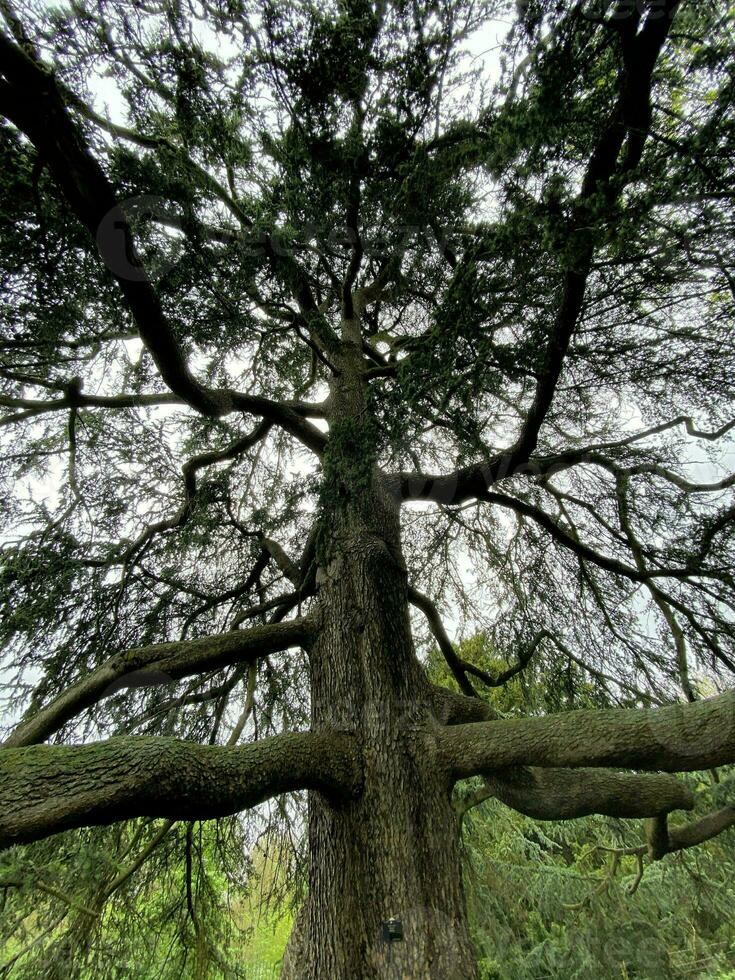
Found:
<box><xmin>481</xmin><ymin>767</ymin><xmax>694</xmax><ymax>821</ymax></box>
<box><xmin>4</xmin><ymin>618</ymin><xmax>316</xmax><ymax>749</ymax></box>
<box><xmin>0</xmin><ymin>388</ymin><xmax>326</xmax><ymax>428</ymax></box>
<box><xmin>443</xmin><ymin>696</ymin><xmax>694</xmax><ymax>824</ymax></box>
<box><xmin>0</xmin><ymin>730</ymin><xmax>360</xmax><ymax>850</ymax></box>
<box><xmin>396</xmin><ymin>409</ymin><xmax>735</xmax><ymax>505</ymax></box>
<box><xmin>438</xmin><ymin>689</ymin><xmax>735</xmax><ymax>777</ymax></box>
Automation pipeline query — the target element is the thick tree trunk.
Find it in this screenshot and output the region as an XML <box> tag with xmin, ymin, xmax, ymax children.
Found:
<box><xmin>281</xmin><ymin>317</ymin><xmax>477</xmax><ymax>978</ymax></box>
<box><xmin>282</xmin><ymin>477</ymin><xmax>477</xmax><ymax>978</ymax></box>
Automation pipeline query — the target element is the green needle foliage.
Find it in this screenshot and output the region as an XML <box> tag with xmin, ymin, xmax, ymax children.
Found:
<box><xmin>430</xmin><ymin>637</ymin><xmax>735</xmax><ymax>980</ymax></box>
<box><xmin>0</xmin><ymin>0</ymin><xmax>734</xmax><ymax>976</ymax></box>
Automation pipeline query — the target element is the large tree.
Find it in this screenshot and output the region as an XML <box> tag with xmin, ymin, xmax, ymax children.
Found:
<box><xmin>1</xmin><ymin>0</ymin><xmax>735</xmax><ymax>975</ymax></box>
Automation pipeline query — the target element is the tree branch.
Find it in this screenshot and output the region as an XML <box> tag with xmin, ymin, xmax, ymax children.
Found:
<box><xmin>649</xmin><ymin>806</ymin><xmax>735</xmax><ymax>857</ymax></box>
<box><xmin>397</xmin><ymin>409</ymin><xmax>735</xmax><ymax>505</ymax></box>
<box><xmin>438</xmin><ymin>688</ymin><xmax>735</xmax><ymax>777</ymax></box>
<box><xmin>408</xmin><ymin>587</ymin><xmax>478</xmax><ymax>696</ymax></box>
<box><xmin>479</xmin><ymin>766</ymin><xmax>694</xmax><ymax>822</ymax></box>
<box><xmin>397</xmin><ymin>2</ymin><xmax>681</xmax><ymax>504</ymax></box>
<box><xmin>429</xmin><ymin>685</ymin><xmax>495</xmax><ymax>726</ymax></box>
<box><xmin>3</xmin><ymin>618</ymin><xmax>316</xmax><ymax>749</ymax></box>
<box><xmin>0</xmin><ymin>33</ymin><xmax>326</xmax><ymax>454</ymax></box>
<box><xmin>116</xmin><ymin>420</ymin><xmax>272</xmax><ymax>566</ymax></box>
<box><xmin>593</xmin><ymin>806</ymin><xmax>735</xmax><ymax>864</ymax></box>
<box><xmin>476</xmin><ymin>490</ymin><xmax>721</xmax><ymax>585</ymax></box>
<box><xmin>0</xmin><ymin>730</ymin><xmax>361</xmax><ymax>850</ymax></box>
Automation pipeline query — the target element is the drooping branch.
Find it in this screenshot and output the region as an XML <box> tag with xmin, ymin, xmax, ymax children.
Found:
<box><xmin>646</xmin><ymin>806</ymin><xmax>735</xmax><ymax>858</ymax></box>
<box><xmin>397</xmin><ymin>411</ymin><xmax>735</xmax><ymax>505</ymax></box>
<box><xmin>424</xmin><ymin>486</ymin><xmax>727</xmax><ymax>595</ymax></box>
<box><xmin>408</xmin><ymin>587</ymin><xmax>478</xmax><ymax>697</ymax></box>
<box><xmin>0</xmin><ymin>33</ymin><xmax>327</xmax><ymax>454</ymax></box>
<box><xmin>0</xmin><ymin>730</ymin><xmax>361</xmax><ymax>850</ymax></box>
<box><xmin>588</xmin><ymin>806</ymin><xmax>735</xmax><ymax>868</ymax></box>
<box><xmin>438</xmin><ymin>688</ymin><xmax>735</xmax><ymax>777</ymax></box>
<box><xmin>3</xmin><ymin>618</ymin><xmax>316</xmax><ymax>749</ymax></box>
<box><xmin>615</xmin><ymin>473</ymin><xmax>696</xmax><ymax>701</ymax></box>
<box><xmin>118</xmin><ymin>420</ymin><xmax>272</xmax><ymax>565</ymax></box>
<box><xmin>99</xmin><ymin>658</ymin><xmax>260</xmax><ymax>897</ymax></box>
<box><xmin>410</xmin><ymin>587</ymin><xmax>543</xmax><ymax>695</ymax></box>
<box><xmin>476</xmin><ymin>490</ymin><xmax>712</xmax><ymax>584</ymax></box>
<box><xmin>535</xmin><ymin>631</ymin><xmax>664</xmax><ymax>705</ymax></box>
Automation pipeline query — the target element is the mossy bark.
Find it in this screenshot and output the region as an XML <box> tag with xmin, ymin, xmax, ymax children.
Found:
<box><xmin>282</xmin><ymin>323</ymin><xmax>477</xmax><ymax>979</ymax></box>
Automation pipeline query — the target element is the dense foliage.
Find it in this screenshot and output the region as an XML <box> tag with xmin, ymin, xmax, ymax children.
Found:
<box><xmin>1</xmin><ymin>0</ymin><xmax>735</xmax><ymax>975</ymax></box>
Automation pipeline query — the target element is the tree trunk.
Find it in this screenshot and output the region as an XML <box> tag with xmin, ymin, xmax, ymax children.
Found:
<box><xmin>281</xmin><ymin>318</ymin><xmax>478</xmax><ymax>979</ymax></box>
<box><xmin>282</xmin><ymin>495</ymin><xmax>477</xmax><ymax>976</ymax></box>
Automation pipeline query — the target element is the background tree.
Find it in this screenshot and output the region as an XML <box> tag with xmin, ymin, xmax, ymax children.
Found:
<box><xmin>1</xmin><ymin>0</ymin><xmax>735</xmax><ymax>976</ymax></box>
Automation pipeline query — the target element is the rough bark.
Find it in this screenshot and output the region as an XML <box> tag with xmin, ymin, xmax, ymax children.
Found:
<box><xmin>6</xmin><ymin>9</ymin><xmax>733</xmax><ymax>978</ymax></box>
<box><xmin>438</xmin><ymin>690</ymin><xmax>735</xmax><ymax>776</ymax></box>
<box><xmin>481</xmin><ymin>767</ymin><xmax>694</xmax><ymax>821</ymax></box>
<box><xmin>288</xmin><ymin>498</ymin><xmax>476</xmax><ymax>978</ymax></box>
<box><xmin>282</xmin><ymin>324</ymin><xmax>478</xmax><ymax>979</ymax></box>
<box><xmin>0</xmin><ymin>731</ymin><xmax>359</xmax><ymax>850</ymax></box>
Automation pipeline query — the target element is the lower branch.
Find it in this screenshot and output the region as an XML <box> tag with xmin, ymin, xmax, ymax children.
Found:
<box><xmin>576</xmin><ymin>807</ymin><xmax>735</xmax><ymax>903</ymax></box>
<box><xmin>480</xmin><ymin>767</ymin><xmax>693</xmax><ymax>821</ymax></box>
<box><xmin>643</xmin><ymin>806</ymin><xmax>735</xmax><ymax>860</ymax></box>
<box><xmin>0</xmin><ymin>730</ymin><xmax>361</xmax><ymax>851</ymax></box>
<box><xmin>438</xmin><ymin>689</ymin><xmax>735</xmax><ymax>776</ymax></box>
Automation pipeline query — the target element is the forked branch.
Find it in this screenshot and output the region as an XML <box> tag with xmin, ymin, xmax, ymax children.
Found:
<box><xmin>0</xmin><ymin>33</ymin><xmax>326</xmax><ymax>454</ymax></box>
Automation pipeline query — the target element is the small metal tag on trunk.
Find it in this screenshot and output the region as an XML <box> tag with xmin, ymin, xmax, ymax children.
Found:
<box><xmin>382</xmin><ymin>917</ymin><xmax>404</xmax><ymax>942</ymax></box>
